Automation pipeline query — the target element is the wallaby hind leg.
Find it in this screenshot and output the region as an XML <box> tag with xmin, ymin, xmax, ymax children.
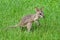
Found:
<box><xmin>26</xmin><ymin>22</ymin><xmax>32</xmax><ymax>32</ymax></box>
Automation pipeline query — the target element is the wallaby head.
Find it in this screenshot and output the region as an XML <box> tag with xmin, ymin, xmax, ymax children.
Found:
<box><xmin>35</xmin><ymin>7</ymin><xmax>44</xmax><ymax>18</ymax></box>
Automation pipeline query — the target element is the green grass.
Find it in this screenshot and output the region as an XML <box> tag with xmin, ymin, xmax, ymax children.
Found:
<box><xmin>0</xmin><ymin>0</ymin><xmax>60</xmax><ymax>40</ymax></box>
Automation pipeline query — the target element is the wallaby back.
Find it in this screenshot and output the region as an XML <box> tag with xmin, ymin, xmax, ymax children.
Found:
<box><xmin>20</xmin><ymin>14</ymin><xmax>35</xmax><ymax>26</ymax></box>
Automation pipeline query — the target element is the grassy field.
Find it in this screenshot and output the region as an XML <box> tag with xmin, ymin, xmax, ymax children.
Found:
<box><xmin>0</xmin><ymin>0</ymin><xmax>60</xmax><ymax>40</ymax></box>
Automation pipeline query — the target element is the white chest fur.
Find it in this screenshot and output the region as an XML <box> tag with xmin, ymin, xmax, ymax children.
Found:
<box><xmin>34</xmin><ymin>15</ymin><xmax>39</xmax><ymax>21</ymax></box>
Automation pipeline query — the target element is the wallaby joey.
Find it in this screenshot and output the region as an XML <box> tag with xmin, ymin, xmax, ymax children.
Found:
<box><xmin>6</xmin><ymin>7</ymin><xmax>44</xmax><ymax>32</ymax></box>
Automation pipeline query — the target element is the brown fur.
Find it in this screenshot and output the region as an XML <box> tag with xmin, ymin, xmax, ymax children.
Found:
<box><xmin>6</xmin><ymin>7</ymin><xmax>44</xmax><ymax>32</ymax></box>
<box><xmin>19</xmin><ymin>7</ymin><xmax>44</xmax><ymax>31</ymax></box>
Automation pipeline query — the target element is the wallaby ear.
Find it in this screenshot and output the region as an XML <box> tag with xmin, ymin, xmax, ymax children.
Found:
<box><xmin>40</xmin><ymin>7</ymin><xmax>44</xmax><ymax>11</ymax></box>
<box><xmin>35</xmin><ymin>7</ymin><xmax>40</xmax><ymax>12</ymax></box>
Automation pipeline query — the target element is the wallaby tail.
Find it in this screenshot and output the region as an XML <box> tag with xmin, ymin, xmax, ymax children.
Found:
<box><xmin>4</xmin><ymin>23</ymin><xmax>20</xmax><ymax>31</ymax></box>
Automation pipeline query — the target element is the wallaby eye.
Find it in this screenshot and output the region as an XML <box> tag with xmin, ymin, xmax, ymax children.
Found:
<box><xmin>40</xmin><ymin>13</ymin><xmax>41</xmax><ymax>15</ymax></box>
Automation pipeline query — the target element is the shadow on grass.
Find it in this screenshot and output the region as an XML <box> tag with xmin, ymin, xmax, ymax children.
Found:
<box><xmin>31</xmin><ymin>24</ymin><xmax>42</xmax><ymax>32</ymax></box>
